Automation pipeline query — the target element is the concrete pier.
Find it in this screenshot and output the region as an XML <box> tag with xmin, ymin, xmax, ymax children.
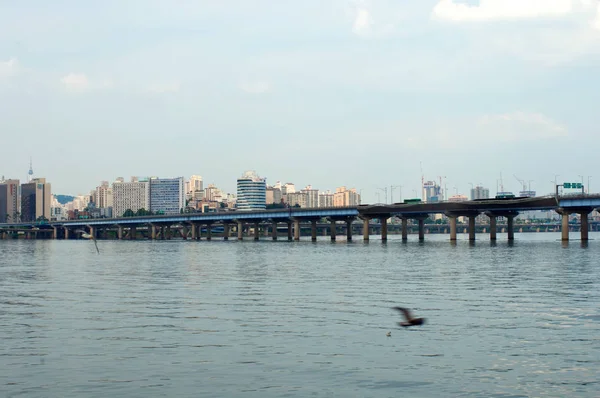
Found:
<box><xmin>561</xmin><ymin>213</ymin><xmax>570</xmax><ymax>241</ymax></box>
<box><xmin>381</xmin><ymin>217</ymin><xmax>387</xmax><ymax>242</ymax></box>
<box><xmin>346</xmin><ymin>219</ymin><xmax>353</xmax><ymax>241</ymax></box>
<box><xmin>237</xmin><ymin>222</ymin><xmax>243</xmax><ymax>240</ymax></box>
<box><xmin>294</xmin><ymin>220</ymin><xmax>300</xmax><ymax>241</ymax></box>
<box><xmin>401</xmin><ymin>218</ymin><xmax>408</xmax><ymax>241</ymax></box>
<box><xmin>287</xmin><ymin>222</ymin><xmax>293</xmax><ymax>241</ymax></box>
<box><xmin>581</xmin><ymin>211</ymin><xmax>590</xmax><ymax>241</ymax></box>
<box><xmin>468</xmin><ymin>216</ymin><xmax>476</xmax><ymax>241</ymax></box>
<box><xmin>507</xmin><ymin>216</ymin><xmax>515</xmax><ymax>241</ymax></box>
<box><xmin>330</xmin><ymin>220</ymin><xmax>336</xmax><ymax>241</ymax></box>
<box><xmin>254</xmin><ymin>223</ymin><xmax>260</xmax><ymax>241</ymax></box>
<box><xmin>272</xmin><ymin>221</ymin><xmax>278</xmax><ymax>240</ymax></box>
<box><xmin>181</xmin><ymin>225</ymin><xmax>188</xmax><ymax>240</ymax></box>
<box><xmin>489</xmin><ymin>216</ymin><xmax>497</xmax><ymax>240</ymax></box>
<box><xmin>418</xmin><ymin>219</ymin><xmax>425</xmax><ymax>241</ymax></box>
<box><xmin>223</xmin><ymin>223</ymin><xmax>230</xmax><ymax>240</ymax></box>
<box><xmin>362</xmin><ymin>218</ymin><xmax>370</xmax><ymax>241</ymax></box>
<box><xmin>449</xmin><ymin>216</ymin><xmax>457</xmax><ymax>241</ymax></box>
<box><xmin>207</xmin><ymin>224</ymin><xmax>212</xmax><ymax>241</ymax></box>
<box><xmin>311</xmin><ymin>220</ymin><xmax>318</xmax><ymax>242</ymax></box>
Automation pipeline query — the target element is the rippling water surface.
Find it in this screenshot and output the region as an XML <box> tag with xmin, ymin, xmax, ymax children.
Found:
<box><xmin>2</xmin><ymin>233</ymin><xmax>600</xmax><ymax>397</ymax></box>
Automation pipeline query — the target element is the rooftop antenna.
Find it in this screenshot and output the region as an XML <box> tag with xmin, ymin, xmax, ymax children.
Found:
<box><xmin>420</xmin><ymin>161</ymin><xmax>424</xmax><ymax>201</ymax></box>
<box><xmin>27</xmin><ymin>157</ymin><xmax>34</xmax><ymax>183</ymax></box>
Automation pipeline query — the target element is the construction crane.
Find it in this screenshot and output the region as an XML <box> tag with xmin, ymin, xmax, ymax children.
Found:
<box><xmin>514</xmin><ymin>175</ymin><xmax>527</xmax><ymax>191</ymax></box>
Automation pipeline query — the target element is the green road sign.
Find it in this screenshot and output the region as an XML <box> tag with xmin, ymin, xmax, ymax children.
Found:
<box><xmin>563</xmin><ymin>182</ymin><xmax>583</xmax><ymax>189</ymax></box>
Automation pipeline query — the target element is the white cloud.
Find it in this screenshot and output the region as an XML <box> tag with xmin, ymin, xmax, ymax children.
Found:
<box><xmin>60</xmin><ymin>73</ymin><xmax>89</xmax><ymax>91</ymax></box>
<box><xmin>60</xmin><ymin>73</ymin><xmax>114</xmax><ymax>92</ymax></box>
<box><xmin>239</xmin><ymin>81</ymin><xmax>271</xmax><ymax>94</ymax></box>
<box><xmin>477</xmin><ymin>112</ymin><xmax>568</xmax><ymax>141</ymax></box>
<box><xmin>350</xmin><ymin>3</ymin><xmax>395</xmax><ymax>38</ymax></box>
<box><xmin>593</xmin><ymin>3</ymin><xmax>600</xmax><ymax>29</ymax></box>
<box><xmin>0</xmin><ymin>57</ymin><xmax>18</xmax><ymax>77</ymax></box>
<box><xmin>147</xmin><ymin>82</ymin><xmax>180</xmax><ymax>93</ymax></box>
<box><xmin>432</xmin><ymin>0</ymin><xmax>591</xmax><ymax>22</ymax></box>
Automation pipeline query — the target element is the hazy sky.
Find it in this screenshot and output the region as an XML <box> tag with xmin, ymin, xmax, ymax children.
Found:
<box><xmin>1</xmin><ymin>0</ymin><xmax>599</xmax><ymax>203</ymax></box>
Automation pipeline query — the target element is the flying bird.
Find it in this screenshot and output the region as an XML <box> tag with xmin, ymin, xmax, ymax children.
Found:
<box><xmin>75</xmin><ymin>229</ymin><xmax>99</xmax><ymax>254</ymax></box>
<box><xmin>393</xmin><ymin>307</ymin><xmax>425</xmax><ymax>327</ymax></box>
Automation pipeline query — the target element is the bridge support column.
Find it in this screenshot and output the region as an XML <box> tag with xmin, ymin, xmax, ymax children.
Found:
<box><xmin>293</xmin><ymin>220</ymin><xmax>300</xmax><ymax>241</ymax></box>
<box><xmin>181</xmin><ymin>225</ymin><xmax>188</xmax><ymax>240</ymax></box>
<box><xmin>449</xmin><ymin>216</ymin><xmax>457</xmax><ymax>241</ymax></box>
<box><xmin>287</xmin><ymin>222</ymin><xmax>293</xmax><ymax>241</ymax></box>
<box><xmin>271</xmin><ymin>222</ymin><xmax>278</xmax><ymax>240</ymax></box>
<box><xmin>381</xmin><ymin>217</ymin><xmax>388</xmax><ymax>242</ymax></box>
<box><xmin>507</xmin><ymin>216</ymin><xmax>515</xmax><ymax>241</ymax></box>
<box><xmin>468</xmin><ymin>216</ymin><xmax>476</xmax><ymax>241</ymax></box>
<box><xmin>401</xmin><ymin>218</ymin><xmax>408</xmax><ymax>241</ymax></box>
<box><xmin>52</xmin><ymin>227</ymin><xmax>58</xmax><ymax>239</ymax></box>
<box><xmin>330</xmin><ymin>220</ymin><xmax>336</xmax><ymax>241</ymax></box>
<box><xmin>159</xmin><ymin>226</ymin><xmax>165</xmax><ymax>240</ymax></box>
<box><xmin>237</xmin><ymin>222</ymin><xmax>243</xmax><ymax>240</ymax></box>
<box><xmin>150</xmin><ymin>224</ymin><xmax>157</xmax><ymax>240</ymax></box>
<box><xmin>346</xmin><ymin>219</ymin><xmax>353</xmax><ymax>241</ymax></box>
<box><xmin>418</xmin><ymin>219</ymin><xmax>425</xmax><ymax>241</ymax></box>
<box><xmin>207</xmin><ymin>224</ymin><xmax>212</xmax><ymax>241</ymax></box>
<box><xmin>223</xmin><ymin>223</ymin><xmax>230</xmax><ymax>240</ymax></box>
<box><xmin>253</xmin><ymin>223</ymin><xmax>259</xmax><ymax>241</ymax></box>
<box><xmin>311</xmin><ymin>220</ymin><xmax>317</xmax><ymax>242</ymax></box>
<box><xmin>561</xmin><ymin>213</ymin><xmax>569</xmax><ymax>241</ymax></box>
<box><xmin>580</xmin><ymin>211</ymin><xmax>590</xmax><ymax>241</ymax></box>
<box><xmin>489</xmin><ymin>216</ymin><xmax>497</xmax><ymax>241</ymax></box>
<box><xmin>165</xmin><ymin>226</ymin><xmax>171</xmax><ymax>240</ymax></box>
<box><xmin>363</xmin><ymin>218</ymin><xmax>370</xmax><ymax>241</ymax></box>
<box><xmin>130</xmin><ymin>226</ymin><xmax>137</xmax><ymax>240</ymax></box>
<box><xmin>117</xmin><ymin>226</ymin><xmax>123</xmax><ymax>240</ymax></box>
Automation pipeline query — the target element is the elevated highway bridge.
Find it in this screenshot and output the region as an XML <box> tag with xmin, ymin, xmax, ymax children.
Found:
<box><xmin>1</xmin><ymin>194</ymin><xmax>599</xmax><ymax>243</ymax></box>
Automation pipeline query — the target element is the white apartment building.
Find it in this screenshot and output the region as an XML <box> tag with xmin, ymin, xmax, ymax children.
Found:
<box><xmin>301</xmin><ymin>185</ymin><xmax>319</xmax><ymax>208</ymax></box>
<box><xmin>112</xmin><ymin>179</ymin><xmax>150</xmax><ymax>217</ymax></box>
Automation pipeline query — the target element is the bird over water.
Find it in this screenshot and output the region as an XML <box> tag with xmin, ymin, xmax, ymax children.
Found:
<box><xmin>393</xmin><ymin>307</ymin><xmax>425</xmax><ymax>327</ymax></box>
<box><xmin>75</xmin><ymin>229</ymin><xmax>99</xmax><ymax>254</ymax></box>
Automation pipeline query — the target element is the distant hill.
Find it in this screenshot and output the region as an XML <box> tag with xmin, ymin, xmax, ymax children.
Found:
<box><xmin>54</xmin><ymin>194</ymin><xmax>75</xmax><ymax>205</ymax></box>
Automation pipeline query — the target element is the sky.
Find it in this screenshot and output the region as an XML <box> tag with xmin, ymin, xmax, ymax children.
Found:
<box><xmin>1</xmin><ymin>0</ymin><xmax>599</xmax><ymax>203</ymax></box>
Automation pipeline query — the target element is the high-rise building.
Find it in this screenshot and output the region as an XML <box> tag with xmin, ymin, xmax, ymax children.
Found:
<box><xmin>318</xmin><ymin>191</ymin><xmax>334</xmax><ymax>208</ymax></box>
<box><xmin>186</xmin><ymin>175</ymin><xmax>203</xmax><ymax>198</ymax></box>
<box><xmin>423</xmin><ymin>181</ymin><xmax>442</xmax><ymax>203</ymax></box>
<box><xmin>204</xmin><ymin>184</ymin><xmax>223</xmax><ymax>202</ymax></box>
<box><xmin>333</xmin><ymin>186</ymin><xmax>360</xmax><ymax>207</ymax></box>
<box><xmin>236</xmin><ymin>171</ymin><xmax>266</xmax><ymax>211</ymax></box>
<box><xmin>0</xmin><ymin>179</ymin><xmax>20</xmax><ymax>223</ymax></box>
<box><xmin>20</xmin><ymin>178</ymin><xmax>51</xmax><ymax>222</ymax></box>
<box><xmin>287</xmin><ymin>192</ymin><xmax>308</xmax><ymax>208</ymax></box>
<box><xmin>266</xmin><ymin>186</ymin><xmax>282</xmax><ymax>205</ymax></box>
<box><xmin>94</xmin><ymin>181</ymin><xmax>113</xmax><ymax>209</ymax></box>
<box><xmin>470</xmin><ymin>186</ymin><xmax>490</xmax><ymax>200</ymax></box>
<box><xmin>112</xmin><ymin>178</ymin><xmax>150</xmax><ymax>217</ymax></box>
<box><xmin>301</xmin><ymin>185</ymin><xmax>319</xmax><ymax>208</ymax></box>
<box><xmin>150</xmin><ymin>177</ymin><xmax>185</xmax><ymax>215</ymax></box>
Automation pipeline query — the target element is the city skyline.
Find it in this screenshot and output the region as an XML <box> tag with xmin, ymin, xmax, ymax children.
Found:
<box><xmin>1</xmin><ymin>1</ymin><xmax>599</xmax><ymax>202</ymax></box>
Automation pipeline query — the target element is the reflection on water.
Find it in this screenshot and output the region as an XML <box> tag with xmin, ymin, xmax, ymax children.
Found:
<box><xmin>1</xmin><ymin>234</ymin><xmax>600</xmax><ymax>397</ymax></box>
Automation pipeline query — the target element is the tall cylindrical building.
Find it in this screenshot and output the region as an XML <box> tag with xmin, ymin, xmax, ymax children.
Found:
<box><xmin>236</xmin><ymin>171</ymin><xmax>266</xmax><ymax>211</ymax></box>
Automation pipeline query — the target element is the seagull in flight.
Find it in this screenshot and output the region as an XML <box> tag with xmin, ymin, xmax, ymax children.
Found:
<box><xmin>393</xmin><ymin>307</ymin><xmax>425</xmax><ymax>327</ymax></box>
<box><xmin>75</xmin><ymin>229</ymin><xmax>99</xmax><ymax>254</ymax></box>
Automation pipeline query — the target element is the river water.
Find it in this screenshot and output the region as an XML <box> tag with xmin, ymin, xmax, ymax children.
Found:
<box><xmin>2</xmin><ymin>233</ymin><xmax>600</xmax><ymax>397</ymax></box>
